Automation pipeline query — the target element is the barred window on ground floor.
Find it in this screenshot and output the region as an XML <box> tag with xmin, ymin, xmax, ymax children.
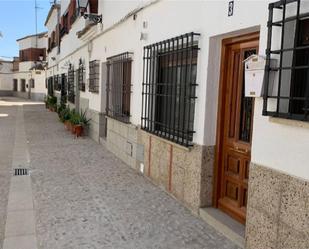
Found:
<box><xmin>78</xmin><ymin>60</ymin><xmax>85</xmax><ymax>92</ymax></box>
<box><xmin>53</xmin><ymin>75</ymin><xmax>59</xmax><ymax>91</ymax></box>
<box><xmin>68</xmin><ymin>65</ymin><xmax>75</xmax><ymax>103</ymax></box>
<box><xmin>89</xmin><ymin>60</ymin><xmax>100</xmax><ymax>93</ymax></box>
<box><xmin>141</xmin><ymin>32</ymin><xmax>200</xmax><ymax>147</ymax></box>
<box><xmin>106</xmin><ymin>52</ymin><xmax>132</xmax><ymax>123</ymax></box>
<box><xmin>13</xmin><ymin>79</ymin><xmax>17</xmax><ymax>91</ymax></box>
<box><xmin>47</xmin><ymin>77</ymin><xmax>53</xmax><ymax>96</ymax></box>
<box><xmin>264</xmin><ymin>0</ymin><xmax>309</xmax><ymax>121</ymax></box>
<box><xmin>60</xmin><ymin>73</ymin><xmax>67</xmax><ymax>104</ymax></box>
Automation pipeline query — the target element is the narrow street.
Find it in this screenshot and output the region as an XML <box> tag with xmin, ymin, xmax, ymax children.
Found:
<box><xmin>0</xmin><ymin>97</ymin><xmax>240</xmax><ymax>249</ymax></box>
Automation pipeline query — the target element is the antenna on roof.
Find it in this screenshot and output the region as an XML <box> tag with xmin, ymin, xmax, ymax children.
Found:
<box><xmin>35</xmin><ymin>0</ymin><xmax>38</xmax><ymax>48</ymax></box>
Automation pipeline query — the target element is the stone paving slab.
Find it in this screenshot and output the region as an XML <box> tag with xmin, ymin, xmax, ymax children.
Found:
<box><xmin>2</xmin><ymin>99</ymin><xmax>241</xmax><ymax>249</ymax></box>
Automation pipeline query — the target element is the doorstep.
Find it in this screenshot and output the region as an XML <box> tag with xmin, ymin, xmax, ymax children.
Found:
<box><xmin>199</xmin><ymin>208</ymin><xmax>245</xmax><ymax>249</ymax></box>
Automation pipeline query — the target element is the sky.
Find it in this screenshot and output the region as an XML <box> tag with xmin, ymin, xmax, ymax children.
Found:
<box><xmin>0</xmin><ymin>0</ymin><xmax>52</xmax><ymax>59</ymax></box>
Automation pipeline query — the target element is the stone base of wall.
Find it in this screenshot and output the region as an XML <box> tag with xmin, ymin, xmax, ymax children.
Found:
<box><xmin>106</xmin><ymin>117</ymin><xmax>143</xmax><ymax>169</ymax></box>
<box><xmin>0</xmin><ymin>90</ymin><xmax>13</xmax><ymax>97</ymax></box>
<box><xmin>12</xmin><ymin>91</ymin><xmax>29</xmax><ymax>99</ymax></box>
<box><xmin>246</xmin><ymin>163</ymin><xmax>309</xmax><ymax>249</ymax></box>
<box><xmin>105</xmin><ymin>120</ymin><xmax>214</xmax><ymax>214</ymax></box>
<box><xmin>138</xmin><ymin>130</ymin><xmax>214</xmax><ymax>213</ymax></box>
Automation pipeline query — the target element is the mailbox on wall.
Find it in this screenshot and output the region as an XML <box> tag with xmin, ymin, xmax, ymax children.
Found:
<box><xmin>244</xmin><ymin>55</ymin><xmax>276</xmax><ymax>97</ymax></box>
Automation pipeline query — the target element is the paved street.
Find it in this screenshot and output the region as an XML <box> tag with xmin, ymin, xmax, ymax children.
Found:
<box><xmin>0</xmin><ymin>97</ymin><xmax>240</xmax><ymax>249</ymax></box>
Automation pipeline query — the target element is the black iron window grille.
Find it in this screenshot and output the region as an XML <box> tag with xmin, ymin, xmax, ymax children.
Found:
<box><xmin>61</xmin><ymin>73</ymin><xmax>67</xmax><ymax>105</ymax></box>
<box><xmin>53</xmin><ymin>75</ymin><xmax>58</xmax><ymax>91</ymax></box>
<box><xmin>264</xmin><ymin>0</ymin><xmax>309</xmax><ymax>121</ymax></box>
<box><xmin>141</xmin><ymin>32</ymin><xmax>200</xmax><ymax>147</ymax></box>
<box><xmin>68</xmin><ymin>65</ymin><xmax>75</xmax><ymax>103</ymax></box>
<box><xmin>89</xmin><ymin>60</ymin><xmax>100</xmax><ymax>93</ymax></box>
<box><xmin>78</xmin><ymin>61</ymin><xmax>85</xmax><ymax>91</ymax></box>
<box><xmin>47</xmin><ymin>77</ymin><xmax>54</xmax><ymax>96</ymax></box>
<box><xmin>106</xmin><ymin>52</ymin><xmax>133</xmax><ymax>123</ymax></box>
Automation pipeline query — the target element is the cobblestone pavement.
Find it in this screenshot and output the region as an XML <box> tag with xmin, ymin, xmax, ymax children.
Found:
<box><xmin>1</xmin><ymin>98</ymin><xmax>241</xmax><ymax>249</ymax></box>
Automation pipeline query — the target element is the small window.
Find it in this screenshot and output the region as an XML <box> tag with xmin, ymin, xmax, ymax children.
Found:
<box><xmin>78</xmin><ymin>61</ymin><xmax>85</xmax><ymax>92</ymax></box>
<box><xmin>264</xmin><ymin>0</ymin><xmax>309</xmax><ymax>121</ymax></box>
<box><xmin>89</xmin><ymin>60</ymin><xmax>100</xmax><ymax>93</ymax></box>
<box><xmin>13</xmin><ymin>79</ymin><xmax>18</xmax><ymax>91</ymax></box>
<box><xmin>106</xmin><ymin>52</ymin><xmax>133</xmax><ymax>123</ymax></box>
<box><xmin>141</xmin><ymin>32</ymin><xmax>200</xmax><ymax>147</ymax></box>
<box><xmin>68</xmin><ymin>65</ymin><xmax>75</xmax><ymax>103</ymax></box>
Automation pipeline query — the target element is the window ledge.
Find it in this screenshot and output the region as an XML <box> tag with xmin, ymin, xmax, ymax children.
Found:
<box><xmin>269</xmin><ymin>116</ymin><xmax>309</xmax><ymax>129</ymax></box>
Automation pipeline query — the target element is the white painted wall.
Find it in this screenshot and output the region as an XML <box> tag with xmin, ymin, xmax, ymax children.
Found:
<box><xmin>18</xmin><ymin>34</ymin><xmax>47</xmax><ymax>50</ymax></box>
<box><xmin>0</xmin><ymin>61</ymin><xmax>13</xmax><ymax>90</ymax></box>
<box><xmin>45</xmin><ymin>0</ymin><xmax>309</xmax><ymax>180</ymax></box>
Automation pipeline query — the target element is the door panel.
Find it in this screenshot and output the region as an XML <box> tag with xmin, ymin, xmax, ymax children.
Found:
<box><xmin>217</xmin><ymin>36</ymin><xmax>259</xmax><ymax>224</ymax></box>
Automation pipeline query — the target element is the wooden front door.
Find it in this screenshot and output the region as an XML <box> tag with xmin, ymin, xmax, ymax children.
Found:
<box><xmin>216</xmin><ymin>33</ymin><xmax>259</xmax><ymax>224</ymax></box>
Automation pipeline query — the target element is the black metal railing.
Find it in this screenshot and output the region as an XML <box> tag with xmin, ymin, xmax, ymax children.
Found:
<box><xmin>60</xmin><ymin>73</ymin><xmax>67</xmax><ymax>105</ymax></box>
<box><xmin>141</xmin><ymin>32</ymin><xmax>200</xmax><ymax>147</ymax></box>
<box><xmin>47</xmin><ymin>77</ymin><xmax>54</xmax><ymax>96</ymax></box>
<box><xmin>264</xmin><ymin>0</ymin><xmax>309</xmax><ymax>121</ymax></box>
<box><xmin>78</xmin><ymin>63</ymin><xmax>85</xmax><ymax>91</ymax></box>
<box><xmin>89</xmin><ymin>60</ymin><xmax>100</xmax><ymax>93</ymax></box>
<box><xmin>53</xmin><ymin>75</ymin><xmax>58</xmax><ymax>91</ymax></box>
<box><xmin>106</xmin><ymin>52</ymin><xmax>133</xmax><ymax>123</ymax></box>
<box><xmin>68</xmin><ymin>66</ymin><xmax>75</xmax><ymax>103</ymax></box>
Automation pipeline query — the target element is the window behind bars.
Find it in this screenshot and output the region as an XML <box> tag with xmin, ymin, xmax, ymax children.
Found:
<box><xmin>141</xmin><ymin>32</ymin><xmax>200</xmax><ymax>147</ymax></box>
<box><xmin>106</xmin><ymin>52</ymin><xmax>132</xmax><ymax>123</ymax></box>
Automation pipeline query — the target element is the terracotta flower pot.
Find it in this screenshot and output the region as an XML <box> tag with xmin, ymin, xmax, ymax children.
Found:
<box><xmin>74</xmin><ymin>125</ymin><xmax>83</xmax><ymax>137</ymax></box>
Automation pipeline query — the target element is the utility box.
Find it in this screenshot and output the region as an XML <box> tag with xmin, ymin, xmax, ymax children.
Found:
<box><xmin>244</xmin><ymin>55</ymin><xmax>276</xmax><ymax>97</ymax></box>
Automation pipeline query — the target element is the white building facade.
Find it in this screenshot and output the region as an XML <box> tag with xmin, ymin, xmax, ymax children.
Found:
<box><xmin>0</xmin><ymin>60</ymin><xmax>13</xmax><ymax>96</ymax></box>
<box><xmin>13</xmin><ymin>32</ymin><xmax>48</xmax><ymax>101</ymax></box>
<box><xmin>45</xmin><ymin>1</ymin><xmax>309</xmax><ymax>248</ymax></box>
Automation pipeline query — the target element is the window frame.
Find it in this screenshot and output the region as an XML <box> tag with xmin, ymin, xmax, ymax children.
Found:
<box><xmin>89</xmin><ymin>60</ymin><xmax>100</xmax><ymax>93</ymax></box>
<box><xmin>67</xmin><ymin>65</ymin><xmax>75</xmax><ymax>103</ymax></box>
<box><xmin>141</xmin><ymin>32</ymin><xmax>200</xmax><ymax>147</ymax></box>
<box><xmin>106</xmin><ymin>52</ymin><xmax>133</xmax><ymax>123</ymax></box>
<box><xmin>264</xmin><ymin>0</ymin><xmax>309</xmax><ymax>121</ymax></box>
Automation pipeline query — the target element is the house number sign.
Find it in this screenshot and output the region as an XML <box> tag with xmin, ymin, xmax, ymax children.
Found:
<box><xmin>228</xmin><ymin>1</ymin><xmax>234</xmax><ymax>17</ymax></box>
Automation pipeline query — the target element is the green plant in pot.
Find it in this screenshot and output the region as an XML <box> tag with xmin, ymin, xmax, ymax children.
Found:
<box><xmin>47</xmin><ymin>96</ymin><xmax>57</xmax><ymax>112</ymax></box>
<box><xmin>75</xmin><ymin>109</ymin><xmax>91</xmax><ymax>137</ymax></box>
<box><xmin>61</xmin><ymin>108</ymin><xmax>72</xmax><ymax>130</ymax></box>
<box><xmin>69</xmin><ymin>111</ymin><xmax>81</xmax><ymax>135</ymax></box>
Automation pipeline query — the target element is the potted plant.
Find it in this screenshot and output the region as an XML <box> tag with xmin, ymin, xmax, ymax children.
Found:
<box><xmin>47</xmin><ymin>96</ymin><xmax>57</xmax><ymax>112</ymax></box>
<box><xmin>61</xmin><ymin>108</ymin><xmax>72</xmax><ymax>130</ymax></box>
<box><xmin>75</xmin><ymin>109</ymin><xmax>91</xmax><ymax>137</ymax></box>
<box><xmin>69</xmin><ymin>111</ymin><xmax>80</xmax><ymax>134</ymax></box>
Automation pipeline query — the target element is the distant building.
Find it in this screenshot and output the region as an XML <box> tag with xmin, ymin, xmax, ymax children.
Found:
<box><xmin>12</xmin><ymin>32</ymin><xmax>48</xmax><ymax>101</ymax></box>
